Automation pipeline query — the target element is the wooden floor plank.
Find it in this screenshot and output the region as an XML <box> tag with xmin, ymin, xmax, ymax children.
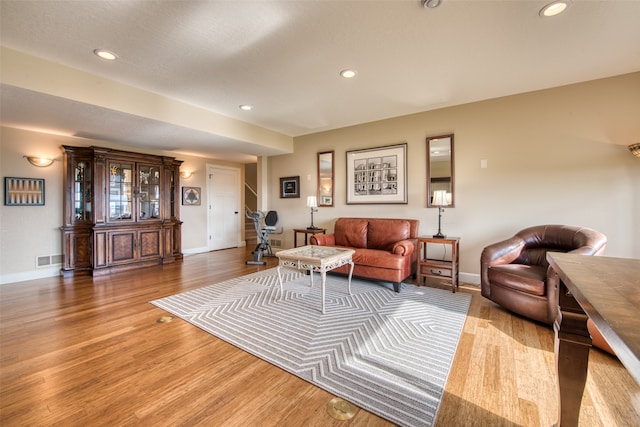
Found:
<box><xmin>1</xmin><ymin>247</ymin><xmax>638</xmax><ymax>426</ymax></box>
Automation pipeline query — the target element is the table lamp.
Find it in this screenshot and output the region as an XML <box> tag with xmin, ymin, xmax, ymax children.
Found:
<box><xmin>432</xmin><ymin>190</ymin><xmax>450</xmax><ymax>238</ymax></box>
<box><xmin>307</xmin><ymin>196</ymin><xmax>319</xmax><ymax>230</ymax></box>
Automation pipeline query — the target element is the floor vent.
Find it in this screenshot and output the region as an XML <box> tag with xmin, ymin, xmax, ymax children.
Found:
<box><xmin>36</xmin><ymin>254</ymin><xmax>63</xmax><ymax>268</ymax></box>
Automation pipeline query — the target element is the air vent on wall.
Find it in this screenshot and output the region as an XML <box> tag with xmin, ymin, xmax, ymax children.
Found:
<box><xmin>36</xmin><ymin>254</ymin><xmax>64</xmax><ymax>268</ymax></box>
<box><xmin>270</xmin><ymin>239</ymin><xmax>282</xmax><ymax>248</ymax></box>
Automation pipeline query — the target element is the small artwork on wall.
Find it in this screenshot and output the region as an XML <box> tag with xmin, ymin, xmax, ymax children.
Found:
<box><xmin>4</xmin><ymin>177</ymin><xmax>45</xmax><ymax>206</ymax></box>
<box><xmin>182</xmin><ymin>186</ymin><xmax>201</xmax><ymax>205</ymax></box>
<box><xmin>280</xmin><ymin>176</ymin><xmax>300</xmax><ymax>198</ymax></box>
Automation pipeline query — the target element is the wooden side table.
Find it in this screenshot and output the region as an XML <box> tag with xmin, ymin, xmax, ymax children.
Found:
<box><xmin>418</xmin><ymin>236</ymin><xmax>460</xmax><ymax>292</ymax></box>
<box><xmin>293</xmin><ymin>228</ymin><xmax>326</xmax><ymax>247</ymax></box>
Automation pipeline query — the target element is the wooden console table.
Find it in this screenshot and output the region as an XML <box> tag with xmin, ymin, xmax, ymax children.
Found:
<box><xmin>418</xmin><ymin>236</ymin><xmax>460</xmax><ymax>292</ymax></box>
<box><xmin>547</xmin><ymin>253</ymin><xmax>640</xmax><ymax>427</ymax></box>
<box><xmin>293</xmin><ymin>228</ymin><xmax>326</xmax><ymax>247</ymax></box>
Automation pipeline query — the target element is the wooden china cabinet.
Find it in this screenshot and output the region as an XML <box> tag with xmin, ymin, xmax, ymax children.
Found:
<box><xmin>61</xmin><ymin>146</ymin><xmax>183</xmax><ymax>277</ymax></box>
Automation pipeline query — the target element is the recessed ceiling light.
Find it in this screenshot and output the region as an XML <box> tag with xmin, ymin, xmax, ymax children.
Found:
<box><xmin>539</xmin><ymin>1</ymin><xmax>570</xmax><ymax>17</ymax></box>
<box><xmin>340</xmin><ymin>69</ymin><xmax>357</xmax><ymax>79</ymax></box>
<box><xmin>93</xmin><ymin>49</ymin><xmax>117</xmax><ymax>60</ymax></box>
<box><xmin>239</xmin><ymin>105</ymin><xmax>253</xmax><ymax>111</ymax></box>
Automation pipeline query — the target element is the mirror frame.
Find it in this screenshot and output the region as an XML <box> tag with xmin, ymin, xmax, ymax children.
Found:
<box><xmin>426</xmin><ymin>134</ymin><xmax>455</xmax><ymax>208</ymax></box>
<box><xmin>317</xmin><ymin>150</ymin><xmax>334</xmax><ymax>207</ymax></box>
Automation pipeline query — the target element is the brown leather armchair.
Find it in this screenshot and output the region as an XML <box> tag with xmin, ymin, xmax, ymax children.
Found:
<box><xmin>481</xmin><ymin>225</ymin><xmax>607</xmax><ymax>326</ymax></box>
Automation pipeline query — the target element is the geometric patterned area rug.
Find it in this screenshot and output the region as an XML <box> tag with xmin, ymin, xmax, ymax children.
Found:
<box><xmin>151</xmin><ymin>268</ymin><xmax>471</xmax><ymax>427</ymax></box>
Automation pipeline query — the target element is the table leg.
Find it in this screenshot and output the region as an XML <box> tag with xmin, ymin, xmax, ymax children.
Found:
<box><xmin>321</xmin><ymin>270</ymin><xmax>326</xmax><ymax>314</ymax></box>
<box><xmin>276</xmin><ymin>266</ymin><xmax>284</xmax><ymax>297</ymax></box>
<box><xmin>309</xmin><ymin>269</ymin><xmax>314</xmax><ymax>288</ymax></box>
<box><xmin>553</xmin><ymin>281</ymin><xmax>591</xmax><ymax>427</ymax></box>
<box><xmin>347</xmin><ymin>261</ymin><xmax>354</xmax><ymax>295</ymax></box>
<box><xmin>452</xmin><ymin>242</ymin><xmax>459</xmax><ymax>293</ymax></box>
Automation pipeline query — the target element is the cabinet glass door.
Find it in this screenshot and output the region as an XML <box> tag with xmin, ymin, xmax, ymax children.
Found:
<box><xmin>169</xmin><ymin>169</ymin><xmax>176</xmax><ymax>218</ymax></box>
<box><xmin>108</xmin><ymin>162</ymin><xmax>133</xmax><ymax>221</ymax></box>
<box><xmin>73</xmin><ymin>160</ymin><xmax>92</xmax><ymax>221</ymax></box>
<box><xmin>138</xmin><ymin>165</ymin><xmax>161</xmax><ymax>220</ymax></box>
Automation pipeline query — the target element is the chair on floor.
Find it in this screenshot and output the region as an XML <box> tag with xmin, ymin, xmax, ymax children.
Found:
<box><xmin>480</xmin><ymin>224</ymin><xmax>613</xmax><ymax>354</ymax></box>
<box><xmin>245</xmin><ymin>209</ymin><xmax>282</xmax><ymax>265</ymax></box>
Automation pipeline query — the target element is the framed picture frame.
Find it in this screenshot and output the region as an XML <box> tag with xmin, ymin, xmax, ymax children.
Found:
<box><xmin>280</xmin><ymin>176</ymin><xmax>300</xmax><ymax>198</ymax></box>
<box><xmin>182</xmin><ymin>186</ymin><xmax>201</xmax><ymax>205</ymax></box>
<box><xmin>346</xmin><ymin>143</ymin><xmax>408</xmax><ymax>204</ymax></box>
<box><xmin>4</xmin><ymin>177</ymin><xmax>45</xmax><ymax>206</ymax></box>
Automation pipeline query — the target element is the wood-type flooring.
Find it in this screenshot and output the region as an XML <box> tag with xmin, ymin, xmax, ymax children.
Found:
<box><xmin>1</xmin><ymin>247</ymin><xmax>638</xmax><ymax>426</ymax></box>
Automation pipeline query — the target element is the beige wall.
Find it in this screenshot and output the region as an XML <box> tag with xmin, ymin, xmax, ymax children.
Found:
<box><xmin>2</xmin><ymin>73</ymin><xmax>638</xmax><ymax>284</ymax></box>
<box><xmin>268</xmin><ymin>73</ymin><xmax>640</xmax><ymax>283</ymax></box>
<box><xmin>0</xmin><ymin>126</ymin><xmax>244</xmax><ymax>283</ymax></box>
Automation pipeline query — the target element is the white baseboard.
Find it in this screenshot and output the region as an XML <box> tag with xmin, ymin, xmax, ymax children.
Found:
<box><xmin>0</xmin><ymin>267</ymin><xmax>60</xmax><ymax>285</ymax></box>
<box><xmin>460</xmin><ymin>272</ymin><xmax>480</xmax><ymax>286</ymax></box>
<box><xmin>182</xmin><ymin>246</ymin><xmax>211</xmax><ymax>255</ymax></box>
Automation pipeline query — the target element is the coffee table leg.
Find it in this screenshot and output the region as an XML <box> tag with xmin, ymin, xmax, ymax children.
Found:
<box><xmin>321</xmin><ymin>270</ymin><xmax>326</xmax><ymax>314</ymax></box>
<box><xmin>347</xmin><ymin>262</ymin><xmax>354</xmax><ymax>295</ymax></box>
<box><xmin>276</xmin><ymin>266</ymin><xmax>284</xmax><ymax>297</ymax></box>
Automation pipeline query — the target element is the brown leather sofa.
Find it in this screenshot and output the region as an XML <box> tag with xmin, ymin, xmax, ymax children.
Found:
<box><xmin>310</xmin><ymin>217</ymin><xmax>419</xmax><ymax>292</ymax></box>
<box><xmin>481</xmin><ymin>224</ymin><xmax>613</xmax><ymax>353</ymax></box>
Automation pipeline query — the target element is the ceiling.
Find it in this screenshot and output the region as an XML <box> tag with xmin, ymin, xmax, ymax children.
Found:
<box><xmin>2</xmin><ymin>0</ymin><xmax>639</xmax><ymax>163</ymax></box>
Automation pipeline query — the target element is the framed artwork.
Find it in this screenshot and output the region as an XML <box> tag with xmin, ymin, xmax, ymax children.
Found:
<box><xmin>280</xmin><ymin>176</ymin><xmax>300</xmax><ymax>198</ymax></box>
<box><xmin>182</xmin><ymin>186</ymin><xmax>201</xmax><ymax>205</ymax></box>
<box><xmin>4</xmin><ymin>177</ymin><xmax>45</xmax><ymax>206</ymax></box>
<box><xmin>346</xmin><ymin>143</ymin><xmax>408</xmax><ymax>204</ymax></box>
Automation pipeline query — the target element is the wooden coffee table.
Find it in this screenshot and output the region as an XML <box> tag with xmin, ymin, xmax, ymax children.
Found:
<box><xmin>276</xmin><ymin>245</ymin><xmax>355</xmax><ymax>314</ymax></box>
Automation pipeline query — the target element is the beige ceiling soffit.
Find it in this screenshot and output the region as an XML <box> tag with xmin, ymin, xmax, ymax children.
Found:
<box><xmin>0</xmin><ymin>47</ymin><xmax>293</xmax><ymax>154</ymax></box>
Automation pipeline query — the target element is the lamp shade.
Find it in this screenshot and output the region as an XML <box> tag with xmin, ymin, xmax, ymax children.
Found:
<box><xmin>307</xmin><ymin>196</ymin><xmax>318</xmax><ymax>208</ymax></box>
<box><xmin>432</xmin><ymin>190</ymin><xmax>449</xmax><ymax>206</ymax></box>
<box><xmin>24</xmin><ymin>156</ymin><xmax>54</xmax><ymax>167</ymax></box>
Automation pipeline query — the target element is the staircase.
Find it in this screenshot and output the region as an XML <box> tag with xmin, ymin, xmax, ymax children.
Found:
<box><xmin>245</xmin><ymin>217</ymin><xmax>257</xmax><ymax>246</ymax></box>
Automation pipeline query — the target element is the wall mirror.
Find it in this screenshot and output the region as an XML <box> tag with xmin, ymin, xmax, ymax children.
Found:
<box><xmin>426</xmin><ymin>134</ymin><xmax>454</xmax><ymax>207</ymax></box>
<box><xmin>317</xmin><ymin>151</ymin><xmax>334</xmax><ymax>206</ymax></box>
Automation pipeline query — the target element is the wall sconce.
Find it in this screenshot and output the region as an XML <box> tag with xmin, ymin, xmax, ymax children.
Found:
<box><xmin>629</xmin><ymin>143</ymin><xmax>640</xmax><ymax>158</ymax></box>
<box><xmin>306</xmin><ymin>196</ymin><xmax>319</xmax><ymax>230</ymax></box>
<box><xmin>180</xmin><ymin>171</ymin><xmax>193</xmax><ymax>179</ymax></box>
<box><xmin>24</xmin><ymin>156</ymin><xmax>55</xmax><ymax>167</ymax></box>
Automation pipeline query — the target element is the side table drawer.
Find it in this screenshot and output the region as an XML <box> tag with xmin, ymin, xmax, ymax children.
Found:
<box><xmin>420</xmin><ymin>264</ymin><xmax>452</xmax><ymax>279</ymax></box>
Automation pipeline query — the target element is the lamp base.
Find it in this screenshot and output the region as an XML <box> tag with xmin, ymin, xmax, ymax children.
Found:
<box><xmin>307</xmin><ymin>226</ymin><xmax>321</xmax><ymax>230</ymax></box>
<box><xmin>432</xmin><ymin>232</ymin><xmax>446</xmax><ymax>239</ymax></box>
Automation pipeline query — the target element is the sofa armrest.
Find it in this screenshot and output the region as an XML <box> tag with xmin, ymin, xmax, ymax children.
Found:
<box><xmin>310</xmin><ymin>234</ymin><xmax>335</xmax><ymax>246</ymax></box>
<box><xmin>391</xmin><ymin>239</ymin><xmax>415</xmax><ymax>256</ymax></box>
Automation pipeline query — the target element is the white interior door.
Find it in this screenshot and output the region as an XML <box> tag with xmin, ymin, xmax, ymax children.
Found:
<box><xmin>207</xmin><ymin>165</ymin><xmax>241</xmax><ymax>251</ymax></box>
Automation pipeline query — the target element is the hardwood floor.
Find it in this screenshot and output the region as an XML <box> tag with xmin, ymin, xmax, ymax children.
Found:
<box><xmin>1</xmin><ymin>247</ymin><xmax>638</xmax><ymax>426</ymax></box>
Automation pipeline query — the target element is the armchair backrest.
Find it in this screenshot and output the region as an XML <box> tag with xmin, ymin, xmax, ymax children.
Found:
<box><xmin>513</xmin><ymin>225</ymin><xmax>607</xmax><ymax>267</ymax></box>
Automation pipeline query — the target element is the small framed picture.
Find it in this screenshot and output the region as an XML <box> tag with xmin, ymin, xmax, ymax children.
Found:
<box><xmin>280</xmin><ymin>176</ymin><xmax>300</xmax><ymax>198</ymax></box>
<box><xmin>4</xmin><ymin>177</ymin><xmax>45</xmax><ymax>206</ymax></box>
<box><xmin>182</xmin><ymin>186</ymin><xmax>201</xmax><ymax>205</ymax></box>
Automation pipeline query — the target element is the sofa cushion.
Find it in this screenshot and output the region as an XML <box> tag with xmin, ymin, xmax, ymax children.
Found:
<box><xmin>488</xmin><ymin>264</ymin><xmax>547</xmax><ymax>296</ymax></box>
<box><xmin>352</xmin><ymin>248</ymin><xmax>406</xmax><ymax>270</ymax></box>
<box><xmin>367</xmin><ymin>219</ymin><xmax>410</xmax><ymax>251</ymax></box>
<box><xmin>335</xmin><ymin>218</ymin><xmax>368</xmax><ymax>248</ymax></box>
